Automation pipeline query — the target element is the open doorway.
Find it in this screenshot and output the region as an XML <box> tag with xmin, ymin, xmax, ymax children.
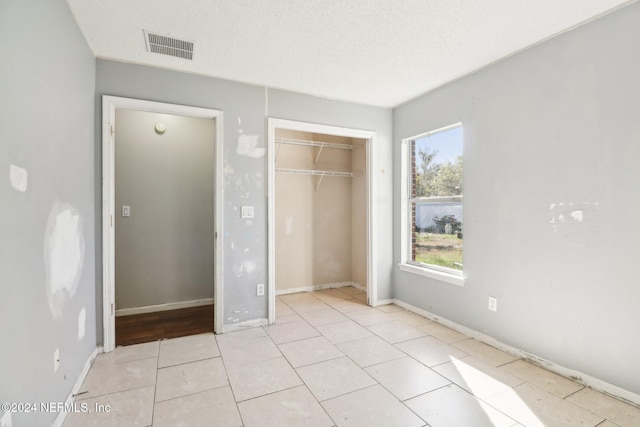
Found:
<box><xmin>267</xmin><ymin>119</ymin><xmax>378</xmax><ymax>322</ymax></box>
<box><xmin>102</xmin><ymin>96</ymin><xmax>224</xmax><ymax>352</ymax></box>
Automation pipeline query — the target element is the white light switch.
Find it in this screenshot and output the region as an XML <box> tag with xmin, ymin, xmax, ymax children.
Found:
<box><xmin>122</xmin><ymin>206</ymin><xmax>131</xmax><ymax>217</ymax></box>
<box><xmin>241</xmin><ymin>206</ymin><xmax>254</xmax><ymax>219</ymax></box>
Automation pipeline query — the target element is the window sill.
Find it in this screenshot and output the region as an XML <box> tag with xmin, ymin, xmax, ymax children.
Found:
<box><xmin>398</xmin><ymin>263</ymin><xmax>465</xmax><ymax>287</ymax></box>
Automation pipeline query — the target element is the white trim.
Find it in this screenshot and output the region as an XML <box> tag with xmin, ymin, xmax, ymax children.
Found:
<box><xmin>102</xmin><ymin>96</ymin><xmax>224</xmax><ymax>351</ymax></box>
<box><xmin>400</xmin><ymin>122</ymin><xmax>464</xmax><ymax>288</ymax></box>
<box><xmin>52</xmin><ymin>347</ymin><xmax>99</xmax><ymax>427</ymax></box>
<box><xmin>222</xmin><ymin>318</ymin><xmax>269</xmax><ymax>333</ymax></box>
<box><xmin>275</xmin><ymin>281</ymin><xmax>364</xmax><ymax>296</ymax></box>
<box><xmin>374</xmin><ymin>298</ymin><xmax>395</xmax><ymax>307</ymax></box>
<box><xmin>411</xmin><ymin>195</ymin><xmax>462</xmax><ymax>203</ymax></box>
<box><xmin>393</xmin><ymin>299</ymin><xmax>640</xmax><ymax>407</ymax></box>
<box><xmin>115</xmin><ymin>298</ymin><xmax>214</xmax><ymax>317</ymax></box>
<box><xmin>399</xmin><ymin>138</ymin><xmax>409</xmax><ymax>267</ymax></box>
<box><xmin>398</xmin><ymin>263</ymin><xmax>464</xmax><ymax>287</ymax></box>
<box><xmin>412</xmin><ymin>122</ymin><xmax>463</xmax><ymax>140</ymax></box>
<box><xmin>367</xmin><ymin>129</ymin><xmax>378</xmax><ymax>307</ymax></box>
<box><xmin>267</xmin><ymin>118</ymin><xmax>378</xmax><ymax>323</ymax></box>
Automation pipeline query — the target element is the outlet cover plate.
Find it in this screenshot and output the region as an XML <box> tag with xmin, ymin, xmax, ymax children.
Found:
<box><xmin>488</xmin><ymin>296</ymin><xmax>498</xmax><ymax>312</ymax></box>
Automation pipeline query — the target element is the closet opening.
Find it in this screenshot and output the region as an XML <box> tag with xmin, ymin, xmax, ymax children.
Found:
<box><xmin>267</xmin><ymin>119</ymin><xmax>378</xmax><ymax>322</ymax></box>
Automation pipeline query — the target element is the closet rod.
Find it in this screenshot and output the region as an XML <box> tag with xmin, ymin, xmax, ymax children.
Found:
<box><xmin>275</xmin><ymin>137</ymin><xmax>353</xmax><ymax>151</ymax></box>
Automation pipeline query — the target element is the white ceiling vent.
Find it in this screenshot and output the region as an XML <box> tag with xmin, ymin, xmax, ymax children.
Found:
<box><xmin>144</xmin><ymin>30</ymin><xmax>194</xmax><ymax>60</ymax></box>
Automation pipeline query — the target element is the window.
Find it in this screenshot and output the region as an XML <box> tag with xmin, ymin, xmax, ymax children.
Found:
<box><xmin>401</xmin><ymin>123</ymin><xmax>463</xmax><ymax>283</ymax></box>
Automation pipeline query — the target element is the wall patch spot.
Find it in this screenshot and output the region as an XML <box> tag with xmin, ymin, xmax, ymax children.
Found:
<box><xmin>78</xmin><ymin>307</ymin><xmax>86</xmax><ymax>340</ymax></box>
<box><xmin>237</xmin><ymin>134</ymin><xmax>265</xmax><ymax>158</ymax></box>
<box><xmin>234</xmin><ymin>260</ymin><xmax>257</xmax><ymax>277</ymax></box>
<box><xmin>44</xmin><ymin>201</ymin><xmax>85</xmax><ymax>318</ymax></box>
<box><xmin>570</xmin><ymin>210</ymin><xmax>583</xmax><ymax>222</ymax></box>
<box><xmin>9</xmin><ymin>164</ymin><xmax>28</xmax><ymax>192</ymax></box>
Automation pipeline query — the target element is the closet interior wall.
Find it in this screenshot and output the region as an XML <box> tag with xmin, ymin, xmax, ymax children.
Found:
<box><xmin>275</xmin><ymin>129</ymin><xmax>367</xmax><ymax>293</ymax></box>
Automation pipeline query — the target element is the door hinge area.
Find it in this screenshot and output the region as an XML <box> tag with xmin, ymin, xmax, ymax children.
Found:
<box><xmin>111</xmin><ymin>303</ymin><xmax>114</xmax><ymax>316</ymax></box>
<box><xmin>110</xmin><ymin>125</ymin><xmax>114</xmax><ymax>137</ymax></box>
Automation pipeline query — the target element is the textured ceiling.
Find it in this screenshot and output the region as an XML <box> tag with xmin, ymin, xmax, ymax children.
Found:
<box><xmin>67</xmin><ymin>0</ymin><xmax>633</xmax><ymax>107</ymax></box>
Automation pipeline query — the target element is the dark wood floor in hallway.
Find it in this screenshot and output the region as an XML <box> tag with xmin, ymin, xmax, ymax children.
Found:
<box><xmin>115</xmin><ymin>305</ymin><xmax>214</xmax><ymax>346</ymax></box>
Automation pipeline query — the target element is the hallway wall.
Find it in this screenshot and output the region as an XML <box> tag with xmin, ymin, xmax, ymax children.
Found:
<box><xmin>0</xmin><ymin>0</ymin><xmax>97</xmax><ymax>425</ymax></box>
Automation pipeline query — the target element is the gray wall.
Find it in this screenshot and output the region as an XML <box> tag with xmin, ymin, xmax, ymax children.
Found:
<box><xmin>0</xmin><ymin>0</ymin><xmax>97</xmax><ymax>425</ymax></box>
<box><xmin>115</xmin><ymin>110</ymin><xmax>215</xmax><ymax>309</ymax></box>
<box><xmin>95</xmin><ymin>60</ymin><xmax>393</xmax><ymax>339</ymax></box>
<box><xmin>393</xmin><ymin>3</ymin><xmax>640</xmax><ymax>394</ymax></box>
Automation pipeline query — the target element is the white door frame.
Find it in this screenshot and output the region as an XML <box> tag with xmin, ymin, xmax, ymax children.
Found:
<box><xmin>267</xmin><ymin>118</ymin><xmax>378</xmax><ymax>323</ymax></box>
<box><xmin>102</xmin><ymin>95</ymin><xmax>224</xmax><ymax>352</ymax></box>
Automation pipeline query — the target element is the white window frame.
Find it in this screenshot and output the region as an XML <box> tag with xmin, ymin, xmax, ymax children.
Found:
<box><xmin>399</xmin><ymin>123</ymin><xmax>464</xmax><ymax>287</ymax></box>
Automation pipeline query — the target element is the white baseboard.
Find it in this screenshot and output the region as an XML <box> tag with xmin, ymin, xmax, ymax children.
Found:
<box><xmin>275</xmin><ymin>281</ymin><xmax>363</xmax><ymax>296</ymax></box>
<box><xmin>393</xmin><ymin>299</ymin><xmax>640</xmax><ymax>407</ymax></box>
<box><xmin>222</xmin><ymin>318</ymin><xmax>269</xmax><ymax>333</ymax></box>
<box><xmin>115</xmin><ymin>298</ymin><xmax>214</xmax><ymax>317</ymax></box>
<box><xmin>52</xmin><ymin>347</ymin><xmax>99</xmax><ymax>427</ymax></box>
<box><xmin>374</xmin><ymin>298</ymin><xmax>394</xmax><ymax>307</ymax></box>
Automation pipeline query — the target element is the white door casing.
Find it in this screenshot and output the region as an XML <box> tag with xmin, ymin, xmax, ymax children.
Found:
<box><xmin>102</xmin><ymin>96</ymin><xmax>224</xmax><ymax>352</ymax></box>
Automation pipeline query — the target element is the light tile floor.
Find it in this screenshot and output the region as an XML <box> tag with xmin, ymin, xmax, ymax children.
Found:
<box><xmin>64</xmin><ymin>287</ymin><xmax>640</xmax><ymax>427</ymax></box>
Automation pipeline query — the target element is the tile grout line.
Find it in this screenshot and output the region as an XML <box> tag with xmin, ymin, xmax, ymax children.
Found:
<box><xmin>563</xmin><ymin>385</ymin><xmax>587</xmax><ymax>400</ymax></box>
<box><xmin>215</xmin><ymin>336</ymin><xmax>245</xmax><ymax>426</ymax></box>
<box><xmin>150</xmin><ymin>339</ymin><xmax>161</xmax><ymax>427</ymax></box>
<box><xmin>299</xmin><ymin>313</ymin><xmax>429</xmax><ymax>422</ymax></box>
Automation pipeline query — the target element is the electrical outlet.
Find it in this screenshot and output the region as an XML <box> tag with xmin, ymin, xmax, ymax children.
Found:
<box><xmin>1</xmin><ymin>411</ymin><xmax>12</xmax><ymax>427</ymax></box>
<box><xmin>256</xmin><ymin>283</ymin><xmax>264</xmax><ymax>296</ymax></box>
<box><xmin>54</xmin><ymin>348</ymin><xmax>60</xmax><ymax>372</ymax></box>
<box><xmin>488</xmin><ymin>296</ymin><xmax>498</xmax><ymax>312</ymax></box>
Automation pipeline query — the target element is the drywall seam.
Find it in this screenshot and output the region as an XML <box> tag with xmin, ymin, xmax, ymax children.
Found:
<box><xmin>51</xmin><ymin>347</ymin><xmax>98</xmax><ymax>427</ymax></box>
<box><xmin>115</xmin><ymin>298</ymin><xmax>214</xmax><ymax>317</ymax></box>
<box><xmin>393</xmin><ymin>299</ymin><xmax>640</xmax><ymax>407</ymax></box>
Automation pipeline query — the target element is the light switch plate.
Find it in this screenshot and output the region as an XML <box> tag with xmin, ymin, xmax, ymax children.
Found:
<box><xmin>122</xmin><ymin>206</ymin><xmax>131</xmax><ymax>217</ymax></box>
<box><xmin>241</xmin><ymin>206</ymin><xmax>254</xmax><ymax>219</ymax></box>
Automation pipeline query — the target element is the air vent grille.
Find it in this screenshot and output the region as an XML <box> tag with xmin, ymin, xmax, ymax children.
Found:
<box><xmin>144</xmin><ymin>31</ymin><xmax>194</xmax><ymax>60</ymax></box>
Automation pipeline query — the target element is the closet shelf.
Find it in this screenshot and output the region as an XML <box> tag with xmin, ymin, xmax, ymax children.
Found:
<box><xmin>275</xmin><ymin>137</ymin><xmax>353</xmax><ymax>165</ymax></box>
<box><xmin>275</xmin><ymin>137</ymin><xmax>353</xmax><ymax>151</ymax></box>
<box><xmin>275</xmin><ymin>168</ymin><xmax>354</xmax><ymax>178</ymax></box>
